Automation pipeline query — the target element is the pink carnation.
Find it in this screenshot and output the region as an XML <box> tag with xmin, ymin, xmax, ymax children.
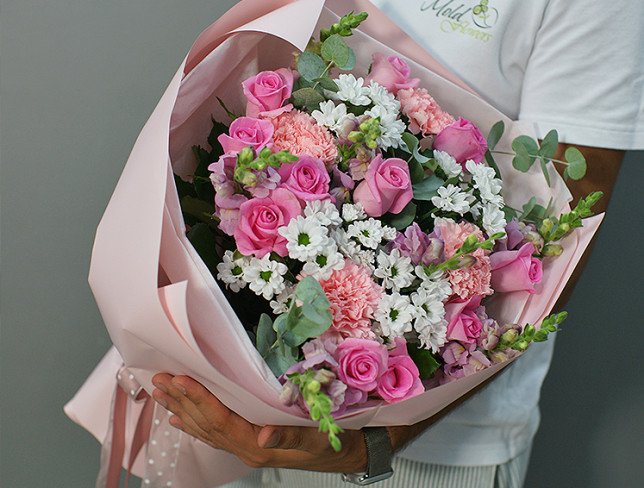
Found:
<box><xmin>397</xmin><ymin>88</ymin><xmax>455</xmax><ymax>137</ymax></box>
<box><xmin>272</xmin><ymin>110</ymin><xmax>338</xmax><ymax>167</ymax></box>
<box><xmin>320</xmin><ymin>260</ymin><xmax>382</xmax><ymax>338</ymax></box>
<box><xmin>435</xmin><ymin>219</ymin><xmax>492</xmax><ymax>299</ymax></box>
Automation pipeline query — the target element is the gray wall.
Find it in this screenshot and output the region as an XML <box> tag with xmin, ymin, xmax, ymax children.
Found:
<box><xmin>0</xmin><ymin>1</ymin><xmax>642</xmax><ymax>487</ymax></box>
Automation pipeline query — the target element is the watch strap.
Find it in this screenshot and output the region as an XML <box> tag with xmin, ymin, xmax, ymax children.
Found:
<box><xmin>341</xmin><ymin>427</ymin><xmax>394</xmax><ymax>485</ymax></box>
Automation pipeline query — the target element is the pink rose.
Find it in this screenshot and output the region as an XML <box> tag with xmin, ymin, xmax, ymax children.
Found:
<box><xmin>376</xmin><ymin>338</ymin><xmax>424</xmax><ymax>403</ymax></box>
<box><xmin>353</xmin><ymin>155</ymin><xmax>413</xmax><ymax>217</ymax></box>
<box><xmin>278</xmin><ymin>155</ymin><xmax>332</xmax><ymax>203</ymax></box>
<box><xmin>490</xmin><ymin>243</ymin><xmax>543</xmax><ymax>294</ymax></box>
<box><xmin>234</xmin><ymin>188</ymin><xmax>301</xmax><ymax>257</ymax></box>
<box><xmin>433</xmin><ymin>117</ymin><xmax>488</xmax><ymax>165</ymax></box>
<box><xmin>334</xmin><ymin>338</ymin><xmax>388</xmax><ymax>392</ymax></box>
<box><xmin>242</xmin><ymin>69</ymin><xmax>294</xmax><ymax>118</ymax></box>
<box><xmin>365</xmin><ymin>53</ymin><xmax>420</xmax><ymax>93</ymax></box>
<box><xmin>444</xmin><ymin>295</ymin><xmax>484</xmax><ymax>343</ymax></box>
<box><xmin>217</xmin><ymin>117</ymin><xmax>274</xmax><ymax>154</ymax></box>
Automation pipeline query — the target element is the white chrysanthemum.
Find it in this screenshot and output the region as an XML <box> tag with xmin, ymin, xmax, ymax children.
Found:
<box><xmin>330</xmin><ymin>227</ymin><xmax>361</xmax><ymax>258</ymax></box>
<box><xmin>243</xmin><ymin>255</ymin><xmax>288</xmax><ymax>300</ymax></box>
<box><xmin>365</xmin><ymin>104</ymin><xmax>405</xmax><ymax>149</ymax></box>
<box><xmin>367</xmin><ymin>81</ymin><xmax>400</xmax><ymax>115</ymax></box>
<box><xmin>381</xmin><ymin>225</ymin><xmax>398</xmax><ymax>241</ymax></box>
<box><xmin>415</xmin><ymin>267</ymin><xmax>452</xmax><ymax>301</ymax></box>
<box><xmin>354</xmin><ymin>249</ymin><xmax>376</xmax><ymax>271</ymax></box>
<box><xmin>279</xmin><ymin>216</ymin><xmax>329</xmax><ymax>262</ymax></box>
<box><xmin>375</xmin><ymin>292</ymin><xmax>415</xmax><ymax>338</ymax></box>
<box><xmin>415</xmin><ymin>317</ymin><xmax>448</xmax><ymax>353</ymax></box>
<box><xmin>374</xmin><ymin>249</ymin><xmax>415</xmax><ymax>292</ymax></box>
<box><xmin>333</xmin><ymin>74</ymin><xmax>371</xmax><ymax>106</ymax></box>
<box><xmin>311</xmin><ymin>101</ymin><xmax>354</xmax><ymax>134</ymax></box>
<box><xmin>431</xmin><ymin>184</ymin><xmax>476</xmax><ymax>215</ymax></box>
<box><xmin>270</xmin><ymin>286</ymin><xmax>294</xmax><ymax>315</ymax></box>
<box><xmin>465</xmin><ymin>160</ymin><xmax>503</xmax><ymax>203</ymax></box>
<box><xmin>304</xmin><ymin>199</ymin><xmax>342</xmax><ymax>227</ymax></box>
<box><xmin>481</xmin><ymin>202</ymin><xmax>507</xmax><ymax>236</ymax></box>
<box><xmin>347</xmin><ymin>219</ymin><xmax>384</xmax><ymax>249</ymax></box>
<box><xmin>341</xmin><ymin>202</ymin><xmax>367</xmax><ymax>222</ymax></box>
<box><xmin>300</xmin><ymin>244</ymin><xmax>346</xmax><ymax>281</ymax></box>
<box><xmin>434</xmin><ymin>150</ymin><xmax>462</xmax><ymax>178</ymax></box>
<box><xmin>216</xmin><ymin>251</ymin><xmax>250</xmax><ymax>292</ymax></box>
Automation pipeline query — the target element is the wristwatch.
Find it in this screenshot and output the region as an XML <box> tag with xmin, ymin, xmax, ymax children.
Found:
<box><xmin>341</xmin><ymin>427</ymin><xmax>394</xmax><ymax>485</ymax></box>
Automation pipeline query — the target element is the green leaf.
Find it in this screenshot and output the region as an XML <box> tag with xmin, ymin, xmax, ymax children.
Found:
<box><xmin>297</xmin><ymin>51</ymin><xmax>327</xmax><ymax>81</ymax></box>
<box><xmin>174</xmin><ymin>173</ymin><xmax>196</xmax><ymax>199</ymax></box>
<box><xmin>519</xmin><ymin>197</ymin><xmax>537</xmax><ymax>221</ymax></box>
<box><xmin>180</xmin><ymin>195</ymin><xmax>215</xmax><ymax>224</ymax></box>
<box><xmin>314</xmin><ymin>77</ymin><xmax>339</xmax><ymax>92</ymax></box>
<box><xmin>401</xmin><ymin>132</ymin><xmax>419</xmax><ymax>154</ymax></box>
<box><xmin>293</xmin><ymin>76</ymin><xmax>314</xmax><ymax>91</ymax></box>
<box><xmin>487</xmin><ymin>120</ymin><xmax>505</xmax><ymax>151</ymax></box>
<box><xmin>538</xmin><ymin>130</ymin><xmax>559</xmax><ymax>160</ymax></box>
<box><xmin>320</xmin><ymin>34</ymin><xmax>350</xmax><ymax>68</ymax></box>
<box><xmin>280</xmin><ymin>277</ymin><xmax>332</xmax><ymax>347</ymax></box>
<box><xmin>511</xmin><ymin>136</ymin><xmax>538</xmax><ymax>172</ymax></box>
<box><xmin>564</xmin><ymin>147</ymin><xmax>587</xmax><ymax>180</ymax></box>
<box><xmin>264</xmin><ymin>343</ymin><xmax>299</xmax><ymax>377</ymax></box>
<box><xmin>292</xmin><ymin>87</ymin><xmax>325</xmax><ymax>110</ymax></box>
<box><xmin>412</xmin><ymin>175</ymin><xmax>445</xmax><ymax>201</ymax></box>
<box><xmin>382</xmin><ymin>201</ymin><xmax>417</xmax><ymax>230</ymax></box>
<box><xmin>408</xmin><ymin>159</ymin><xmax>425</xmax><ymax>184</ymax></box>
<box><xmin>407</xmin><ymin>344</ymin><xmax>441</xmax><ymax>379</ymax></box>
<box><xmin>484</xmin><ymin>151</ymin><xmax>502</xmax><ymax>180</ymax></box>
<box><xmin>539</xmin><ymin>157</ymin><xmax>551</xmax><ymax>186</ymax></box>
<box><xmin>256</xmin><ymin>314</ymin><xmax>276</xmax><ymax>357</ymax></box>
<box><xmin>339</xmin><ymin>48</ymin><xmax>356</xmax><ymax>71</ymax></box>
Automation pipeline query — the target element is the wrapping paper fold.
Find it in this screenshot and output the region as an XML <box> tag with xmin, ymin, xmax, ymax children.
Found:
<box><xmin>64</xmin><ymin>1</ymin><xmax>604</xmax><ymax>486</ymax></box>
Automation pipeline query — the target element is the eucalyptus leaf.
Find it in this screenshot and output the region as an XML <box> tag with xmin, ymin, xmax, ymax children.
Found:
<box><xmin>297</xmin><ymin>51</ymin><xmax>327</xmax><ymax>82</ymax></box>
<box><xmin>338</xmin><ymin>48</ymin><xmax>356</xmax><ymax>71</ymax></box>
<box><xmin>409</xmin><ymin>159</ymin><xmax>425</xmax><ymax>184</ymax></box>
<box><xmin>321</xmin><ymin>34</ymin><xmax>350</xmax><ymax>68</ymax></box>
<box><xmin>512</xmin><ymin>142</ymin><xmax>534</xmax><ymax>172</ymax></box>
<box><xmin>407</xmin><ymin>345</ymin><xmax>441</xmax><ymax>380</ymax></box>
<box><xmin>264</xmin><ymin>343</ymin><xmax>299</xmax><ymax>377</ymax></box>
<box><xmin>487</xmin><ymin>120</ymin><xmax>505</xmax><ymax>151</ymax></box>
<box><xmin>401</xmin><ymin>132</ymin><xmax>418</xmax><ymax>154</ymax></box>
<box><xmin>314</xmin><ymin>77</ymin><xmax>339</xmax><ymax>92</ymax></box>
<box><xmin>256</xmin><ymin>313</ymin><xmax>276</xmax><ymax>357</ymax></box>
<box><xmin>564</xmin><ymin>147</ymin><xmax>587</xmax><ymax>180</ymax></box>
<box><xmin>538</xmin><ymin>130</ymin><xmax>559</xmax><ymax>160</ymax></box>
<box><xmin>519</xmin><ymin>197</ymin><xmax>537</xmax><ymax>221</ymax></box>
<box><xmin>292</xmin><ymin>87</ymin><xmax>325</xmax><ymax>110</ymax></box>
<box><xmin>412</xmin><ymin>175</ymin><xmax>444</xmax><ymax>201</ymax></box>
<box><xmin>539</xmin><ymin>157</ymin><xmax>551</xmax><ymax>186</ymax></box>
<box><xmin>382</xmin><ymin>201</ymin><xmax>417</xmax><ymax>230</ymax></box>
<box><xmin>484</xmin><ymin>151</ymin><xmax>502</xmax><ymax>179</ymax></box>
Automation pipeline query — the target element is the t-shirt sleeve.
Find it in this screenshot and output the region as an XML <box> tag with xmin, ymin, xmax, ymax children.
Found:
<box><xmin>518</xmin><ymin>0</ymin><xmax>644</xmax><ymax>150</ymax></box>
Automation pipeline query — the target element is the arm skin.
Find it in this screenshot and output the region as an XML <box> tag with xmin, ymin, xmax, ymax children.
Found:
<box><xmin>151</xmin><ymin>145</ymin><xmax>624</xmax><ymax>473</ymax></box>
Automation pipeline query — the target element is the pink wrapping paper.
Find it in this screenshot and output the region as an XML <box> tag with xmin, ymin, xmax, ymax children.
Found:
<box><xmin>64</xmin><ymin>1</ymin><xmax>604</xmax><ymax>486</ymax></box>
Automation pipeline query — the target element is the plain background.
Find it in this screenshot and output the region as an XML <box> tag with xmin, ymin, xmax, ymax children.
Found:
<box><xmin>1</xmin><ymin>1</ymin><xmax>642</xmax><ymax>487</ymax></box>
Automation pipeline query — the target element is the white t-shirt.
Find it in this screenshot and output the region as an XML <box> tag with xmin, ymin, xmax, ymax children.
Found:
<box><xmin>369</xmin><ymin>0</ymin><xmax>644</xmax><ymax>466</ymax></box>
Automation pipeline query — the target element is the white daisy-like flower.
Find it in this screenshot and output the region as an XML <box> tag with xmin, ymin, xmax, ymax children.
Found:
<box><xmin>333</xmin><ymin>74</ymin><xmax>371</xmax><ymax>106</ymax></box>
<box><xmin>375</xmin><ymin>292</ymin><xmax>415</xmax><ymax>338</ymax></box>
<box><xmin>216</xmin><ymin>251</ymin><xmax>250</xmax><ymax>292</ymax></box>
<box><xmin>367</xmin><ymin>81</ymin><xmax>400</xmax><ymax>115</ymax></box>
<box><xmin>465</xmin><ymin>160</ymin><xmax>503</xmax><ymax>203</ymax></box>
<box><xmin>411</xmin><ymin>288</ymin><xmax>447</xmax><ymax>325</ymax></box>
<box><xmin>365</xmin><ymin>104</ymin><xmax>406</xmax><ymax>149</ymax></box>
<box><xmin>270</xmin><ymin>286</ymin><xmax>294</xmax><ymax>315</ymax></box>
<box><xmin>353</xmin><ymin>249</ymin><xmax>376</xmax><ymax>271</ymax></box>
<box><xmin>341</xmin><ymin>202</ymin><xmax>367</xmax><ymax>222</ymax></box>
<box><xmin>434</xmin><ymin>150</ymin><xmax>463</xmax><ymax>179</ymax></box>
<box><xmin>347</xmin><ymin>218</ymin><xmax>384</xmax><ymax>249</ymax></box>
<box><xmin>431</xmin><ymin>184</ymin><xmax>476</xmax><ymax>215</ymax></box>
<box><xmin>415</xmin><ymin>317</ymin><xmax>448</xmax><ymax>353</ymax></box>
<box><xmin>304</xmin><ymin>199</ymin><xmax>342</xmax><ymax>227</ymax></box>
<box><xmin>311</xmin><ymin>101</ymin><xmax>354</xmax><ymax>134</ymax></box>
<box><xmin>381</xmin><ymin>225</ymin><xmax>398</xmax><ymax>241</ymax></box>
<box><xmin>374</xmin><ymin>249</ymin><xmax>415</xmax><ymax>292</ymax></box>
<box><xmin>243</xmin><ymin>255</ymin><xmax>288</xmax><ymax>300</ymax></box>
<box><xmin>481</xmin><ymin>202</ymin><xmax>507</xmax><ymax>236</ymax></box>
<box><xmin>278</xmin><ymin>216</ymin><xmax>329</xmax><ymax>262</ymax></box>
<box><xmin>300</xmin><ymin>244</ymin><xmax>346</xmax><ymax>281</ymax></box>
<box><xmin>415</xmin><ymin>267</ymin><xmax>453</xmax><ymax>301</ymax></box>
<box><xmin>330</xmin><ymin>227</ymin><xmax>361</xmax><ymax>258</ymax></box>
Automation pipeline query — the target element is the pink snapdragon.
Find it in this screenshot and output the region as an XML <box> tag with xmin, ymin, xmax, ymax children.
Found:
<box><xmin>441</xmin><ymin>342</ymin><xmax>491</xmax><ymax>381</ymax></box>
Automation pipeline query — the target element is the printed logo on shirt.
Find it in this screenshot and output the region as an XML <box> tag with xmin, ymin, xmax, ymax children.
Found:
<box><xmin>420</xmin><ymin>0</ymin><xmax>499</xmax><ymax>42</ymax></box>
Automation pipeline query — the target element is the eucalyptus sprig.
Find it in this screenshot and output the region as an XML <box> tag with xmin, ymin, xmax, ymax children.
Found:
<box><xmin>495</xmin><ymin>312</ymin><xmax>568</xmax><ymax>352</ymax></box>
<box><xmin>423</xmin><ymin>232</ymin><xmax>505</xmax><ymax>275</ymax></box>
<box><xmin>287</xmin><ymin>370</ymin><xmax>344</xmax><ymax>452</ymax></box>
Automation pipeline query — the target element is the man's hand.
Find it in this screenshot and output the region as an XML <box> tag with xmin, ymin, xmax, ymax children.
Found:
<box><xmin>151</xmin><ymin>373</ymin><xmax>368</xmax><ymax>473</ymax></box>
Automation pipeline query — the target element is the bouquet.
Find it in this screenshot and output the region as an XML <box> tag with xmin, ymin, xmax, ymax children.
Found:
<box><xmin>64</xmin><ymin>1</ymin><xmax>604</xmax><ymax>486</ymax></box>
<box><xmin>178</xmin><ymin>11</ymin><xmax>601</xmax><ymax>450</ymax></box>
